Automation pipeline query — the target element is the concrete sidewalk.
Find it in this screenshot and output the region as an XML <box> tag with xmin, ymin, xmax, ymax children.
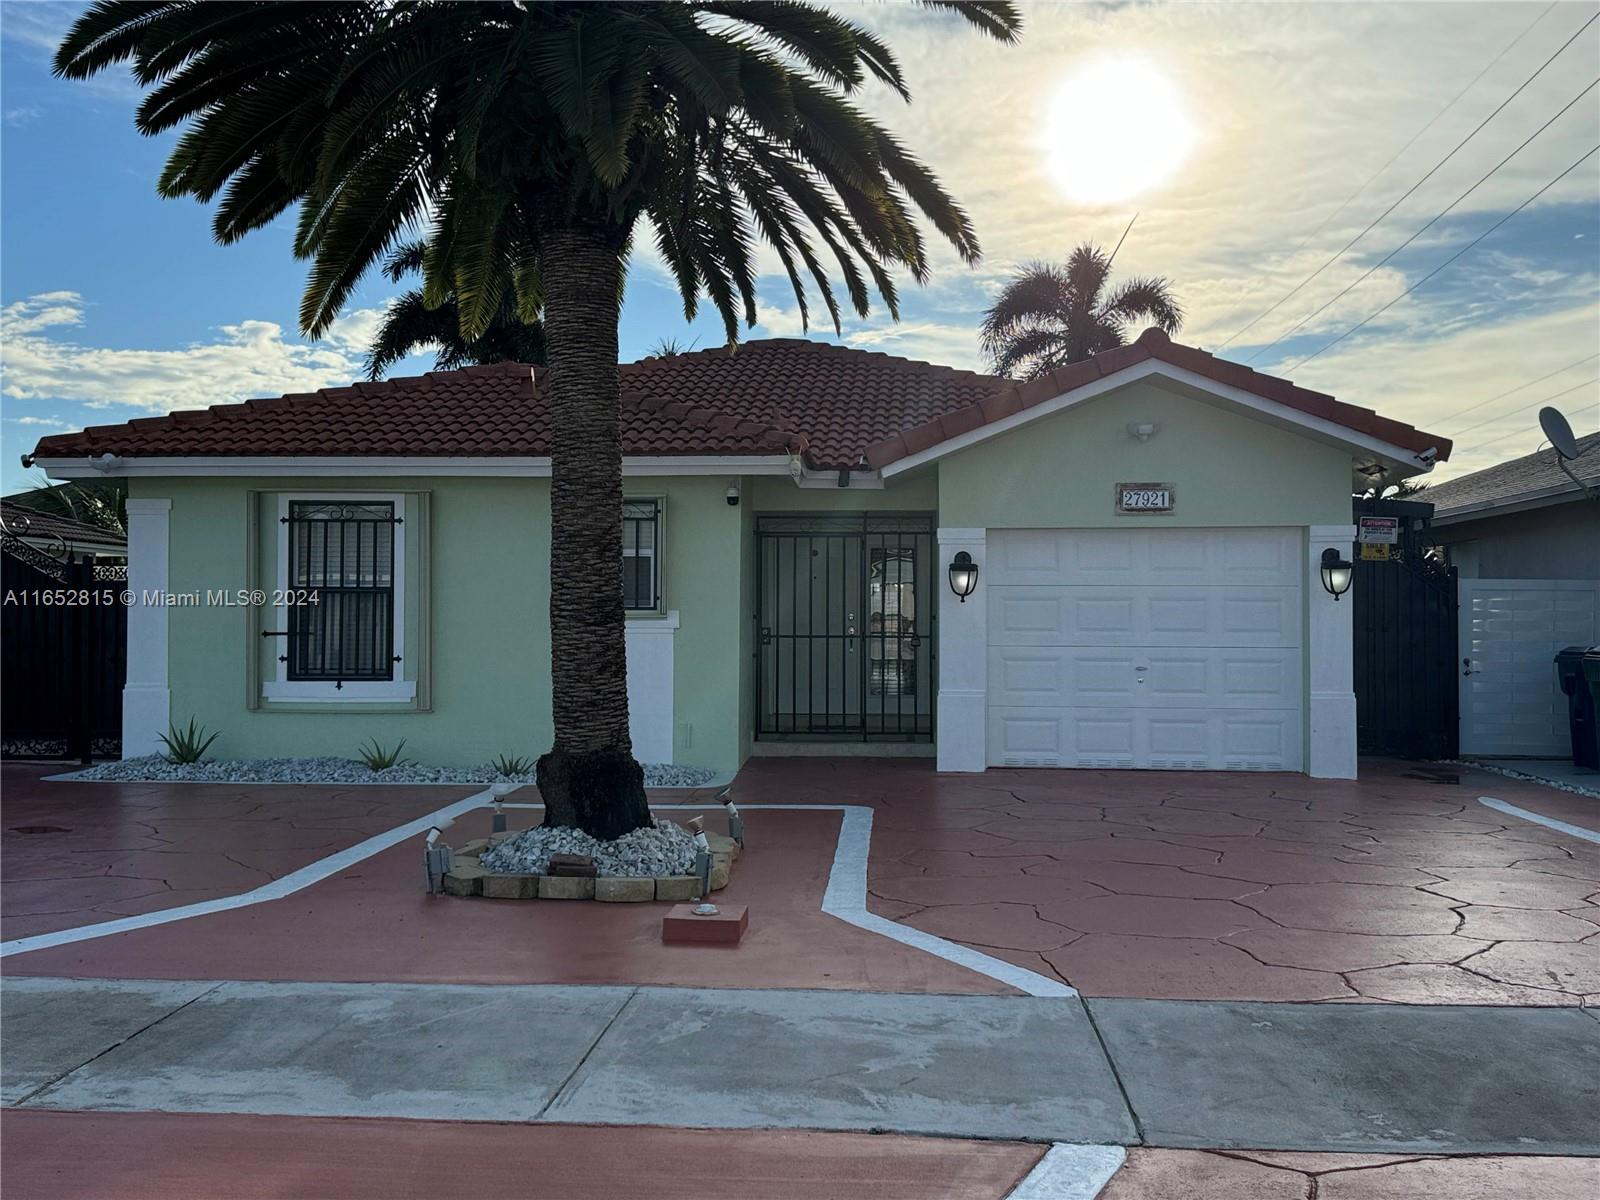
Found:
<box><xmin>4</xmin><ymin>977</ymin><xmax>1597</xmax><ymax>1154</ymax></box>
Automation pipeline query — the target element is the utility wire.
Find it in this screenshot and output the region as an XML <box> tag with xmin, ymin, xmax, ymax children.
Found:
<box><xmin>1242</xmin><ymin>76</ymin><xmax>1599</xmax><ymax>363</ymax></box>
<box><xmin>1218</xmin><ymin>9</ymin><xmax>1599</xmax><ymax>350</ymax></box>
<box><xmin>1449</xmin><ymin>375</ymin><xmax>1599</xmax><ymax>440</ymax></box>
<box><xmin>1470</xmin><ymin>382</ymin><xmax>1600</xmax><ymax>452</ymax></box>
<box><xmin>1447</xmin><ymin>353</ymin><xmax>1600</xmax><ymax>424</ymax></box>
<box><xmin>1281</xmin><ymin>144</ymin><xmax>1599</xmax><ymax>371</ymax></box>
<box><xmin>1276</xmin><ymin>2</ymin><xmax>1556</xmax><ymax>265</ymax></box>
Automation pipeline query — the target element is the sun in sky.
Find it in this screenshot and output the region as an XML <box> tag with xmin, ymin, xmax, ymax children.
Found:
<box><xmin>1042</xmin><ymin>57</ymin><xmax>1198</xmax><ymax>205</ymax></box>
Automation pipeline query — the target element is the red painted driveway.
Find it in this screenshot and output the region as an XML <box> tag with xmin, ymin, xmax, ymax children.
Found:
<box><xmin>5</xmin><ymin>801</ymin><xmax>1010</xmax><ymax>995</ymax></box>
<box><xmin>1</xmin><ymin>764</ymin><xmax>476</xmax><ymax>941</ymax></box>
<box><xmin>1100</xmin><ymin>1148</ymin><xmax>1598</xmax><ymax>1198</ymax></box>
<box><xmin>0</xmin><ymin>1110</ymin><xmax>1044</xmax><ymax>1200</ymax></box>
<box><xmin>732</xmin><ymin>758</ymin><xmax>1600</xmax><ymax>1004</ymax></box>
<box><xmin>6</xmin><ymin>758</ymin><xmax>1596</xmax><ymax>1003</ymax></box>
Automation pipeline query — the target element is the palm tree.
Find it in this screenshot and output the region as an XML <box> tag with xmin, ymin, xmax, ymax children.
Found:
<box><xmin>364</xmin><ymin>244</ymin><xmax>546</xmax><ymax>380</ymax></box>
<box><xmin>981</xmin><ymin>244</ymin><xmax>1182</xmax><ymax>380</ymax></box>
<box><xmin>57</xmin><ymin>1</ymin><xmax>1021</xmax><ymax>840</ymax></box>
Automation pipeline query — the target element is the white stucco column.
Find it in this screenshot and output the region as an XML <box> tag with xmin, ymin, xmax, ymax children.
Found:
<box><xmin>122</xmin><ymin>498</ymin><xmax>171</xmax><ymax>759</ymax></box>
<box><xmin>624</xmin><ymin>610</ymin><xmax>679</xmax><ymax>764</ymax></box>
<box><xmin>936</xmin><ymin>527</ymin><xmax>987</xmax><ymax>773</ymax></box>
<box><xmin>1307</xmin><ymin>523</ymin><xmax>1357</xmax><ymax>779</ymax></box>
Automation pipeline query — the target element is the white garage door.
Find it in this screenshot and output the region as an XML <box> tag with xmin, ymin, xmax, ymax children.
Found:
<box><xmin>1460</xmin><ymin>579</ymin><xmax>1599</xmax><ymax>757</ymax></box>
<box><xmin>987</xmin><ymin>528</ymin><xmax>1304</xmax><ymax>770</ymax></box>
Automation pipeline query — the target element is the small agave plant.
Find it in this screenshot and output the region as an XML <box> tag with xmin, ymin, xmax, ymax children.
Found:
<box><xmin>158</xmin><ymin>718</ymin><xmax>220</xmax><ymax>765</ymax></box>
<box><xmin>490</xmin><ymin>754</ymin><xmax>535</xmax><ymax>778</ymax></box>
<box><xmin>356</xmin><ymin>738</ymin><xmax>412</xmax><ymax>772</ymax></box>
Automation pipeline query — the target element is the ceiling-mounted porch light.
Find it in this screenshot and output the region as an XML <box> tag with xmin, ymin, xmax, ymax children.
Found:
<box><xmin>1320</xmin><ymin>548</ymin><xmax>1353</xmax><ymax>601</ymax></box>
<box><xmin>948</xmin><ymin>551</ymin><xmax>979</xmax><ymax>602</ymax></box>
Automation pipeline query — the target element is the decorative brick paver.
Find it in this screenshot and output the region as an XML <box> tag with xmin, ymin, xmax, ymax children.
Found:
<box><xmin>730</xmin><ymin>758</ymin><xmax>1600</xmax><ymax>1004</ymax></box>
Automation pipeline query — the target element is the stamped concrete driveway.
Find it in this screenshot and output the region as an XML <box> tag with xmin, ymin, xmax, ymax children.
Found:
<box><xmin>0</xmin><ymin>763</ymin><xmax>478</xmax><ymax>942</ymax></box>
<box><xmin>733</xmin><ymin>758</ymin><xmax>1600</xmax><ymax>1004</ymax></box>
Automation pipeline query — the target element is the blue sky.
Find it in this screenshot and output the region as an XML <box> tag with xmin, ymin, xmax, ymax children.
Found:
<box><xmin>3</xmin><ymin>1</ymin><xmax>1598</xmax><ymax>495</ymax></box>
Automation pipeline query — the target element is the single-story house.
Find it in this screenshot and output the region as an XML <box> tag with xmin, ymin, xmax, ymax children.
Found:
<box><xmin>1422</xmin><ymin>432</ymin><xmax>1599</xmax><ymax>758</ymax></box>
<box><xmin>24</xmin><ymin>328</ymin><xmax>1449</xmax><ymax>779</ymax></box>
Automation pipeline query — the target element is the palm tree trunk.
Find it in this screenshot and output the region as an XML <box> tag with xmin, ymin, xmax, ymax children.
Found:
<box><xmin>534</xmin><ymin>220</ymin><xmax>652</xmax><ymax>840</ymax></box>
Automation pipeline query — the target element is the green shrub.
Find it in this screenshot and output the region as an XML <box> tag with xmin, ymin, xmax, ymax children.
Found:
<box><xmin>356</xmin><ymin>738</ymin><xmax>411</xmax><ymax>771</ymax></box>
<box><xmin>490</xmin><ymin>754</ymin><xmax>535</xmax><ymax>777</ymax></box>
<box><xmin>158</xmin><ymin>718</ymin><xmax>220</xmax><ymax>765</ymax></box>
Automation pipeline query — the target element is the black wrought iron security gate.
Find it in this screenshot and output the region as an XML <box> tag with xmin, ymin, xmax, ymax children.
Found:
<box><xmin>755</xmin><ymin>514</ymin><xmax>935</xmax><ymax>741</ymax></box>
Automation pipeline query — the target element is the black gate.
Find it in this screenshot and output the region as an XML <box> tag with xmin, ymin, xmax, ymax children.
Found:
<box><xmin>1352</xmin><ymin>499</ymin><xmax>1458</xmax><ymax>760</ymax></box>
<box><xmin>1</xmin><ymin>551</ymin><xmax>127</xmax><ymax>761</ymax></box>
<box><xmin>755</xmin><ymin>513</ymin><xmax>935</xmax><ymax>741</ymax></box>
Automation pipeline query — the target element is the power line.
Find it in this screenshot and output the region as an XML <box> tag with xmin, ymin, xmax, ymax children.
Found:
<box><xmin>1218</xmin><ymin>9</ymin><xmax>1599</xmax><ymax>350</ymax></box>
<box><xmin>1449</xmin><ymin>375</ymin><xmax>1599</xmax><ymax>441</ymax></box>
<box><xmin>1276</xmin><ymin>2</ymin><xmax>1556</xmax><ymax>265</ymax></box>
<box><xmin>1447</xmin><ymin>352</ymin><xmax>1600</xmax><ymax>424</ymax></box>
<box><xmin>1242</xmin><ymin>75</ymin><xmax>1599</xmax><ymax>363</ymax></box>
<box><xmin>1281</xmin><ymin>143</ymin><xmax>1600</xmax><ymax>371</ymax></box>
<box><xmin>1470</xmin><ymin>384</ymin><xmax>1600</xmax><ymax>452</ymax></box>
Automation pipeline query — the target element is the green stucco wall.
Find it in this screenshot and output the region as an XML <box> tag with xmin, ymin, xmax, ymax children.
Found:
<box><xmin>936</xmin><ymin>381</ymin><xmax>1352</xmax><ymax>529</ymax></box>
<box><xmin>134</xmin><ymin>474</ymin><xmax>747</xmax><ymax>773</ymax></box>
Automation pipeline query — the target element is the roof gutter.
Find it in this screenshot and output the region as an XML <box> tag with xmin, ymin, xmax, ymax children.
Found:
<box><xmin>26</xmin><ymin>454</ymin><xmax>799</xmax><ymax>480</ymax></box>
<box><xmin>1429</xmin><ymin>477</ymin><xmax>1600</xmax><ymax>526</ymax></box>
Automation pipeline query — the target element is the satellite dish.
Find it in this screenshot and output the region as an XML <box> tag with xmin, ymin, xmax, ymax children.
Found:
<box><xmin>1539</xmin><ymin>406</ymin><xmax>1580</xmax><ymax>461</ymax></box>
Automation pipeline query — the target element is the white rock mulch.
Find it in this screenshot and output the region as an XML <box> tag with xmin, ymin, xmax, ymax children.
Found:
<box><xmin>62</xmin><ymin>755</ymin><xmax>718</xmax><ymax>789</ymax></box>
<box><xmin>478</xmin><ymin>821</ymin><xmax>699</xmax><ymax>878</ymax></box>
<box><xmin>1447</xmin><ymin>759</ymin><xmax>1600</xmax><ymax>800</ymax></box>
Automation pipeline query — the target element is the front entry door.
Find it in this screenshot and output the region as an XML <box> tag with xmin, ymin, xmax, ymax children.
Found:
<box><xmin>756</xmin><ymin>514</ymin><xmax>934</xmax><ymax>741</ymax></box>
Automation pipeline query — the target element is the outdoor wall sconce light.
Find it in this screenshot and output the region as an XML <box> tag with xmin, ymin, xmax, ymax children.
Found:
<box><xmin>948</xmin><ymin>551</ymin><xmax>979</xmax><ymax>602</ymax></box>
<box><xmin>1320</xmin><ymin>547</ymin><xmax>1353</xmax><ymax>601</ymax></box>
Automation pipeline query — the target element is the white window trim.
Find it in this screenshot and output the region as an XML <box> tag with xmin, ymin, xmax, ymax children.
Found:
<box><xmin>263</xmin><ymin>492</ymin><xmax>413</xmax><ymax>703</ymax></box>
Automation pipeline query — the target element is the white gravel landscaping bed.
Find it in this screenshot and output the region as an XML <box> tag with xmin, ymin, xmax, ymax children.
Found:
<box><xmin>61</xmin><ymin>755</ymin><xmax>718</xmax><ymax>789</ymax></box>
<box><xmin>478</xmin><ymin>822</ymin><xmax>699</xmax><ymax>877</ymax></box>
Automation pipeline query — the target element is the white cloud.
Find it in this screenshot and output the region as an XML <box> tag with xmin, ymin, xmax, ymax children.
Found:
<box><xmin>4</xmin><ymin>415</ymin><xmax>69</xmax><ymax>428</ymax></box>
<box><xmin>324</xmin><ymin>303</ymin><xmax>394</xmax><ymax>355</ymax></box>
<box><xmin>751</xmin><ymin>302</ymin><xmax>810</xmax><ymax>338</ymax></box>
<box><xmin>3</xmin><ymin>292</ymin><xmax>86</xmax><ymax>335</ymax></box>
<box><xmin>0</xmin><ymin>291</ymin><xmax>393</xmax><ymax>413</ymax></box>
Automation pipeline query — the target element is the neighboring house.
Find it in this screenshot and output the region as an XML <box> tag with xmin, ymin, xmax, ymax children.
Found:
<box><xmin>1423</xmin><ymin>433</ymin><xmax>1599</xmax><ymax>759</ymax></box>
<box><xmin>0</xmin><ymin>498</ymin><xmax>127</xmax><ymax>566</ymax></box>
<box><xmin>23</xmin><ymin>328</ymin><xmax>1449</xmax><ymax>780</ymax></box>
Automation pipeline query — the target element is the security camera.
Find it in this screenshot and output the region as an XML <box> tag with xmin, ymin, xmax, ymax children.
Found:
<box><xmin>1414</xmin><ymin>446</ymin><xmax>1438</xmax><ymax>467</ymax></box>
<box><xmin>725</xmin><ymin>483</ymin><xmax>741</xmax><ymax>506</ymax></box>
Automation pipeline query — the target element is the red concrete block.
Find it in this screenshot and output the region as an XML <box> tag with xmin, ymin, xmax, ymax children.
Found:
<box><xmin>662</xmin><ymin>903</ymin><xmax>748</xmax><ymax>946</ymax></box>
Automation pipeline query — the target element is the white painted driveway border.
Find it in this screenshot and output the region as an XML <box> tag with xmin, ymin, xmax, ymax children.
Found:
<box><xmin>1005</xmin><ymin>1144</ymin><xmax>1126</xmax><ymax>1199</ymax></box>
<box><xmin>1478</xmin><ymin>795</ymin><xmax>1600</xmax><ymax>844</ymax></box>
<box><xmin>2</xmin><ymin>796</ymin><xmax>1077</xmax><ymax>996</ymax></box>
<box><xmin>0</xmin><ymin>789</ymin><xmax>494</xmax><ymax>959</ymax></box>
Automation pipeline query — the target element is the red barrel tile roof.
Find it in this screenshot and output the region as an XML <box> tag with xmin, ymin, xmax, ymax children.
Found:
<box><xmin>26</xmin><ymin>331</ymin><xmax>1448</xmax><ymax>469</ymax></box>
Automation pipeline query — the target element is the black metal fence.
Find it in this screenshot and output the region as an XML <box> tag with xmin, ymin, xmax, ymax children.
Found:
<box><xmin>1</xmin><ymin>553</ymin><xmax>127</xmax><ymax>761</ymax></box>
<box><xmin>1352</xmin><ymin>499</ymin><xmax>1458</xmax><ymax>760</ymax></box>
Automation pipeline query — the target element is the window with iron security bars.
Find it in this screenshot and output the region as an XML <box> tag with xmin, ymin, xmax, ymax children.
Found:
<box><xmin>284</xmin><ymin>501</ymin><xmax>398</xmax><ymax>684</ymax></box>
<box><xmin>623</xmin><ymin>499</ymin><xmax>660</xmax><ymax>611</ymax></box>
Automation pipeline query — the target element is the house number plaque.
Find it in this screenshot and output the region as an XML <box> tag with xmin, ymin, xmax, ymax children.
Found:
<box><xmin>1115</xmin><ymin>483</ymin><xmax>1176</xmax><ymax>514</ymax></box>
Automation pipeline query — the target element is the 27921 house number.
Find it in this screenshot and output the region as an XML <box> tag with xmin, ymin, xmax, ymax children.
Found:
<box><xmin>1115</xmin><ymin>483</ymin><xmax>1176</xmax><ymax>514</ymax></box>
